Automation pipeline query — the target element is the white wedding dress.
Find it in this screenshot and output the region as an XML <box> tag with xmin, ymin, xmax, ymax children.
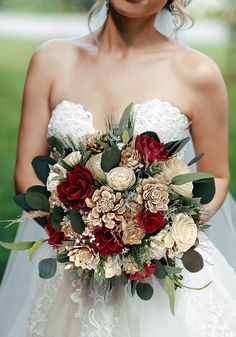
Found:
<box><xmin>1</xmin><ymin>98</ymin><xmax>236</xmax><ymax>337</ymax></box>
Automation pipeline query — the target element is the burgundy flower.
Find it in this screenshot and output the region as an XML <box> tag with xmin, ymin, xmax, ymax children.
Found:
<box><xmin>136</xmin><ymin>210</ymin><xmax>166</xmax><ymax>234</ymax></box>
<box><xmin>57</xmin><ymin>163</ymin><xmax>95</xmax><ymax>209</ymax></box>
<box><xmin>135</xmin><ymin>134</ymin><xmax>169</xmax><ymax>164</ymax></box>
<box><xmin>128</xmin><ymin>262</ymin><xmax>156</xmax><ymax>280</ymax></box>
<box><xmin>92</xmin><ymin>227</ymin><xmax>124</xmax><ymax>256</ymax></box>
<box><xmin>45</xmin><ymin>217</ymin><xmax>66</xmax><ymax>246</ymax></box>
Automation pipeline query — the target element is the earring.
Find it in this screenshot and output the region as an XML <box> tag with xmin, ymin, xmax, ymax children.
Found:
<box><xmin>105</xmin><ymin>0</ymin><xmax>110</xmax><ymax>14</ymax></box>
<box><xmin>170</xmin><ymin>1</ymin><xmax>179</xmax><ymax>32</ymax></box>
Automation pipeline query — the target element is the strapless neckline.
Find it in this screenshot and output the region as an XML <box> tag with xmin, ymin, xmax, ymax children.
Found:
<box><xmin>49</xmin><ymin>97</ymin><xmax>190</xmax><ymax>131</ymax></box>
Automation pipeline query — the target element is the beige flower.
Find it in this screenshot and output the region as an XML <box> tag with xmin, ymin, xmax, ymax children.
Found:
<box><xmin>85</xmin><ymin>186</ymin><xmax>126</xmax><ymax>229</ymax></box>
<box><xmin>137</xmin><ymin>176</ymin><xmax>169</xmax><ymax>212</ymax></box>
<box><xmin>46</xmin><ymin>163</ymin><xmax>67</xmax><ymax>192</ymax></box>
<box><xmin>67</xmin><ymin>245</ymin><xmax>100</xmax><ymax>270</ymax></box>
<box><xmin>120</xmin><ymin>147</ymin><xmax>142</xmax><ymax>170</ymax></box>
<box><xmin>61</xmin><ymin>217</ymin><xmax>80</xmax><ymax>239</ymax></box>
<box><xmin>64</xmin><ymin>151</ymin><xmax>81</xmax><ymax>167</ymax></box>
<box><xmin>149</xmin><ymin>227</ymin><xmax>169</xmax><ymax>260</ymax></box>
<box><xmin>122</xmin><ymin>219</ymin><xmax>145</xmax><ymax>245</ymax></box>
<box><xmin>85</xmin><ymin>153</ymin><xmax>106</xmax><ymax>181</ymax></box>
<box><xmin>107</xmin><ymin>167</ymin><xmax>136</xmax><ymax>191</ymax></box>
<box><xmin>165</xmin><ymin>214</ymin><xmax>198</xmax><ymax>256</ymax></box>
<box><xmin>86</xmin><ymin>134</ymin><xmax>108</xmax><ymax>154</ymax></box>
<box><xmin>104</xmin><ymin>256</ymin><xmax>122</xmax><ymax>278</ymax></box>
<box><xmin>161</xmin><ymin>158</ymin><xmax>193</xmax><ymax>198</ymax></box>
<box><xmin>123</xmin><ymin>255</ymin><xmax>139</xmax><ymax>274</ymax></box>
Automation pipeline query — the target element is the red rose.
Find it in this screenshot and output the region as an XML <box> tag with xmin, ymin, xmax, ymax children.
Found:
<box><xmin>45</xmin><ymin>217</ymin><xmax>66</xmax><ymax>246</ymax></box>
<box><xmin>128</xmin><ymin>262</ymin><xmax>156</xmax><ymax>280</ymax></box>
<box><xmin>92</xmin><ymin>227</ymin><xmax>124</xmax><ymax>256</ymax></box>
<box><xmin>135</xmin><ymin>134</ymin><xmax>169</xmax><ymax>163</ymax></box>
<box><xmin>57</xmin><ymin>163</ymin><xmax>95</xmax><ymax>209</ymax></box>
<box><xmin>136</xmin><ymin>210</ymin><xmax>166</xmax><ymax>234</ymax></box>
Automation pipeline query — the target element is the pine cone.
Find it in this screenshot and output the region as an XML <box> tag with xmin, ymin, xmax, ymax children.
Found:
<box><xmin>86</xmin><ymin>134</ymin><xmax>108</xmax><ymax>154</ymax></box>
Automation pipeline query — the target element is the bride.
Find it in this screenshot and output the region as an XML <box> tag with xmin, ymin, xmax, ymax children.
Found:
<box><xmin>1</xmin><ymin>0</ymin><xmax>236</xmax><ymax>336</ymax></box>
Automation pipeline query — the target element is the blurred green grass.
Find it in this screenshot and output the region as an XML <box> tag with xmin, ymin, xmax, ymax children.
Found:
<box><xmin>0</xmin><ymin>39</ymin><xmax>235</xmax><ymax>281</ymax></box>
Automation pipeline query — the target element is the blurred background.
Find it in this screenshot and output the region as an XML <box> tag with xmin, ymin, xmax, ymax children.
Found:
<box><xmin>0</xmin><ymin>0</ymin><xmax>235</xmax><ymax>281</ymax></box>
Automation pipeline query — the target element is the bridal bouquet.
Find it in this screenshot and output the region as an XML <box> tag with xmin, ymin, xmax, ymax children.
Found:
<box><xmin>1</xmin><ymin>103</ymin><xmax>215</xmax><ymax>314</ymax></box>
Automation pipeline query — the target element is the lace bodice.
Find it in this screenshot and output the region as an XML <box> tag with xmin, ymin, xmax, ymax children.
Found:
<box><xmin>48</xmin><ymin>98</ymin><xmax>190</xmax><ymax>159</ymax></box>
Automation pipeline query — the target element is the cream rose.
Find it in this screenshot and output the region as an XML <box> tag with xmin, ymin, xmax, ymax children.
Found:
<box><xmin>161</xmin><ymin>158</ymin><xmax>193</xmax><ymax>198</ymax></box>
<box><xmin>85</xmin><ymin>153</ymin><xmax>106</xmax><ymax>181</ymax></box>
<box><xmin>168</xmin><ymin>214</ymin><xmax>198</xmax><ymax>254</ymax></box>
<box><xmin>107</xmin><ymin>167</ymin><xmax>136</xmax><ymax>191</ymax></box>
<box><xmin>67</xmin><ymin>245</ymin><xmax>100</xmax><ymax>271</ymax></box>
<box><xmin>104</xmin><ymin>256</ymin><xmax>122</xmax><ymax>278</ymax></box>
<box><xmin>149</xmin><ymin>227</ymin><xmax>169</xmax><ymax>259</ymax></box>
<box><xmin>122</xmin><ymin>219</ymin><xmax>145</xmax><ymax>245</ymax></box>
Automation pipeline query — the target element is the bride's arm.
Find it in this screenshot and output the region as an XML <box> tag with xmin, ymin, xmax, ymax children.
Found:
<box><xmin>187</xmin><ymin>51</ymin><xmax>230</xmax><ymax>214</ymax></box>
<box><xmin>15</xmin><ymin>44</ymin><xmax>56</xmax><ymax>194</ymax></box>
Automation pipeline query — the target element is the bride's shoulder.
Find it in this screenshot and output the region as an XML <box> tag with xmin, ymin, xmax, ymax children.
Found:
<box><xmin>172</xmin><ymin>45</ymin><xmax>225</xmax><ymax>90</ymax></box>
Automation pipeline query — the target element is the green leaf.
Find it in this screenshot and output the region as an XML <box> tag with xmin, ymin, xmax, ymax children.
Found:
<box><xmin>48</xmin><ymin>136</ymin><xmax>64</xmax><ymax>155</ymax></box>
<box><xmin>27</xmin><ymin>185</ymin><xmax>50</xmax><ymax>197</ymax></box>
<box><xmin>154</xmin><ymin>260</ymin><xmax>167</xmax><ymax>279</ymax></box>
<box><xmin>0</xmin><ymin>240</ymin><xmax>35</xmax><ymax>251</ymax></box>
<box><xmin>117</xmin><ymin>103</ymin><xmax>133</xmax><ymax>136</ymax></box>
<box><xmin>32</xmin><ymin>156</ymin><xmax>56</xmax><ymax>184</ymax></box>
<box><xmin>165</xmin><ymin>276</ymin><xmax>175</xmax><ymax>315</ymax></box>
<box><xmin>175</xmin><ymin>279</ymin><xmax>212</xmax><ymax>291</ymax></box>
<box><xmin>181</xmin><ymin>249</ymin><xmax>204</xmax><ymax>273</ymax></box>
<box><xmin>29</xmin><ymin>239</ymin><xmax>46</xmax><ymax>261</ymax></box>
<box><xmin>51</xmin><ymin>206</ymin><xmax>65</xmax><ymax>231</ymax></box>
<box><xmin>122</xmin><ymin>129</ymin><xmax>130</xmax><ymax>144</ymax></box>
<box><xmin>188</xmin><ymin>153</ymin><xmax>204</xmax><ymax>166</ymax></box>
<box><xmin>58</xmin><ymin>159</ymin><xmax>73</xmax><ymax>171</ymax></box>
<box><xmin>68</xmin><ymin>208</ymin><xmax>85</xmax><ymax>234</ymax></box>
<box><xmin>101</xmin><ymin>146</ymin><xmax>121</xmax><ymax>172</ymax></box>
<box><xmin>140</xmin><ymin>131</ymin><xmax>160</xmax><ymax>143</ymax></box>
<box><xmin>165</xmin><ymin>137</ymin><xmax>190</xmax><ymax>157</ymax></box>
<box><xmin>131</xmin><ymin>280</ymin><xmax>138</xmax><ymax>296</ymax></box>
<box><xmin>136</xmin><ymin>282</ymin><xmax>154</xmax><ymax>301</ymax></box>
<box><xmin>164</xmin><ymin>266</ymin><xmax>183</xmax><ymax>274</ymax></box>
<box><xmin>38</xmin><ymin>258</ymin><xmax>57</xmax><ymax>279</ymax></box>
<box><xmin>193</xmin><ymin>178</ymin><xmax>216</xmax><ymax>204</ymax></box>
<box><xmin>25</xmin><ymin>191</ymin><xmax>50</xmax><ymax>212</ymax></box>
<box><xmin>171</xmin><ymin>172</ymin><xmax>214</xmax><ymax>186</ymax></box>
<box><xmin>14</xmin><ymin>193</ymin><xmax>32</xmax><ymax>211</ymax></box>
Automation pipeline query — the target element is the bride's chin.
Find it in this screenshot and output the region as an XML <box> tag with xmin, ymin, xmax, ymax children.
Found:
<box><xmin>111</xmin><ymin>0</ymin><xmax>155</xmax><ymax>18</ymax></box>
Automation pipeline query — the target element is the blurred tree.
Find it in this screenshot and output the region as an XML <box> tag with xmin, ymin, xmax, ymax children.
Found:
<box><xmin>209</xmin><ymin>0</ymin><xmax>236</xmax><ymax>80</ymax></box>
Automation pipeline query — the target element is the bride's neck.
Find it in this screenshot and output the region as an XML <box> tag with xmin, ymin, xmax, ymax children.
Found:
<box><xmin>97</xmin><ymin>8</ymin><xmax>163</xmax><ymax>53</ymax></box>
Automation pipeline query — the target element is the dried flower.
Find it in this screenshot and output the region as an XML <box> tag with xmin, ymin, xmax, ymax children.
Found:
<box><xmin>107</xmin><ymin>167</ymin><xmax>136</xmax><ymax>191</ymax></box>
<box><xmin>120</xmin><ymin>146</ymin><xmax>142</xmax><ymax>170</ymax></box>
<box><xmin>85</xmin><ymin>153</ymin><xmax>106</xmax><ymax>181</ymax></box>
<box><xmin>61</xmin><ymin>217</ymin><xmax>80</xmax><ymax>240</ymax></box>
<box><xmin>137</xmin><ymin>176</ymin><xmax>169</xmax><ymax>212</ymax></box>
<box><xmin>161</xmin><ymin>158</ymin><xmax>193</xmax><ymax>197</ymax></box>
<box><xmin>104</xmin><ymin>255</ymin><xmax>122</xmax><ymax>278</ymax></box>
<box><xmin>122</xmin><ymin>219</ymin><xmax>145</xmax><ymax>245</ymax></box>
<box><xmin>86</xmin><ymin>134</ymin><xmax>108</xmax><ymax>154</ymax></box>
<box><xmin>123</xmin><ymin>255</ymin><xmax>139</xmax><ymax>274</ymax></box>
<box><xmin>85</xmin><ymin>186</ymin><xmax>126</xmax><ymax>229</ymax></box>
<box><xmin>67</xmin><ymin>244</ymin><xmax>100</xmax><ymax>270</ymax></box>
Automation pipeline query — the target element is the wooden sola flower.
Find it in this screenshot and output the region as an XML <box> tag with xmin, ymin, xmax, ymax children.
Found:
<box><xmin>85</xmin><ymin>186</ymin><xmax>126</xmax><ymax>229</ymax></box>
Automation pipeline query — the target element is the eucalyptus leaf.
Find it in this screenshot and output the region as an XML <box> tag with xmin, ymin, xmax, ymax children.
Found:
<box><xmin>136</xmin><ymin>282</ymin><xmax>154</xmax><ymax>301</ymax></box>
<box><xmin>68</xmin><ymin>208</ymin><xmax>85</xmax><ymax>234</ymax></box>
<box><xmin>38</xmin><ymin>258</ymin><xmax>57</xmax><ymax>279</ymax></box>
<box><xmin>181</xmin><ymin>249</ymin><xmax>204</xmax><ymax>273</ymax></box>
<box><xmin>171</xmin><ymin>172</ymin><xmax>214</xmax><ymax>186</ymax></box>
<box><xmin>27</xmin><ymin>185</ymin><xmax>50</xmax><ymax>198</ymax></box>
<box><xmin>14</xmin><ymin>193</ymin><xmax>32</xmax><ymax>211</ymax></box>
<box><xmin>29</xmin><ymin>239</ymin><xmax>46</xmax><ymax>261</ymax></box>
<box><xmin>165</xmin><ymin>275</ymin><xmax>175</xmax><ymax>315</ymax></box>
<box><xmin>25</xmin><ymin>191</ymin><xmax>50</xmax><ymax>212</ymax></box>
<box><xmin>122</xmin><ymin>129</ymin><xmax>130</xmax><ymax>144</ymax></box>
<box><xmin>0</xmin><ymin>240</ymin><xmax>35</xmax><ymax>251</ymax></box>
<box><xmin>164</xmin><ymin>266</ymin><xmax>183</xmax><ymax>274</ymax></box>
<box><xmin>188</xmin><ymin>153</ymin><xmax>204</xmax><ymax>166</ymax></box>
<box><xmin>193</xmin><ymin>178</ymin><xmax>216</xmax><ymax>204</ymax></box>
<box><xmin>165</xmin><ymin>137</ymin><xmax>190</xmax><ymax>157</ymax></box>
<box><xmin>101</xmin><ymin>146</ymin><xmax>121</xmax><ymax>172</ymax></box>
<box><xmin>154</xmin><ymin>260</ymin><xmax>167</xmax><ymax>279</ymax></box>
<box><xmin>131</xmin><ymin>280</ymin><xmax>138</xmax><ymax>296</ymax></box>
<box><xmin>117</xmin><ymin>103</ymin><xmax>133</xmax><ymax>136</ymax></box>
<box><xmin>51</xmin><ymin>206</ymin><xmax>65</xmax><ymax>231</ymax></box>
<box><xmin>32</xmin><ymin>156</ymin><xmax>56</xmax><ymax>184</ymax></box>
